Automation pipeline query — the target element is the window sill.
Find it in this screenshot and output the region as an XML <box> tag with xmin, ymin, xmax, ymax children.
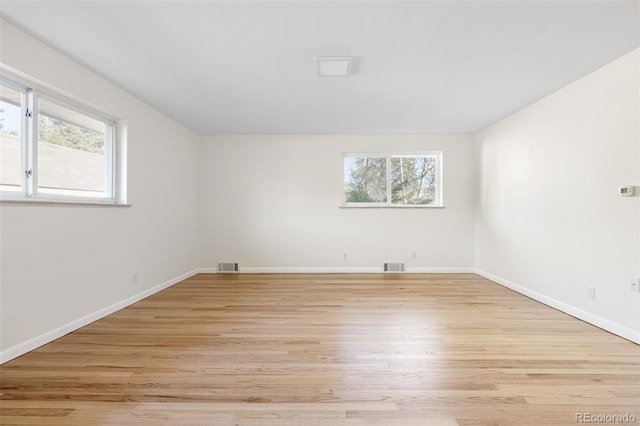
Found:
<box><xmin>0</xmin><ymin>198</ymin><xmax>131</xmax><ymax>207</ymax></box>
<box><xmin>340</xmin><ymin>204</ymin><xmax>445</xmax><ymax>209</ymax></box>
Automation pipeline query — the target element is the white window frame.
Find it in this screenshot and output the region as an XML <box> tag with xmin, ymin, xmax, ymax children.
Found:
<box><xmin>342</xmin><ymin>151</ymin><xmax>443</xmax><ymax>208</ymax></box>
<box><xmin>0</xmin><ymin>73</ymin><xmax>123</xmax><ymax>205</ymax></box>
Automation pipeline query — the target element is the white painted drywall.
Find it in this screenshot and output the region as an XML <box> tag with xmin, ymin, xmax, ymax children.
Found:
<box><xmin>0</xmin><ymin>21</ymin><xmax>201</xmax><ymax>360</ymax></box>
<box><xmin>475</xmin><ymin>49</ymin><xmax>640</xmax><ymax>340</ymax></box>
<box><xmin>199</xmin><ymin>134</ymin><xmax>475</xmax><ymax>272</ymax></box>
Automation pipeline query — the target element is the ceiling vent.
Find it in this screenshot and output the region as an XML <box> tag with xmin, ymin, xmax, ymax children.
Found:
<box><xmin>314</xmin><ymin>56</ymin><xmax>353</xmax><ymax>77</ymax></box>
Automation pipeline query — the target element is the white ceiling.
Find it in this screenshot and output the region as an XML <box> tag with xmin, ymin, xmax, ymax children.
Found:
<box><xmin>1</xmin><ymin>1</ymin><xmax>638</xmax><ymax>135</ymax></box>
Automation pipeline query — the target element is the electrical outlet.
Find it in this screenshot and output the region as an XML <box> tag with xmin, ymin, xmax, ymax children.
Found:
<box><xmin>586</xmin><ymin>287</ymin><xmax>596</xmax><ymax>300</ymax></box>
<box><xmin>411</xmin><ymin>251</ymin><xmax>417</xmax><ymax>259</ymax></box>
<box><xmin>343</xmin><ymin>253</ymin><xmax>348</xmax><ymax>261</ymax></box>
<box><xmin>133</xmin><ymin>272</ymin><xmax>140</xmax><ymax>285</ymax></box>
<box><xmin>631</xmin><ymin>277</ymin><xmax>640</xmax><ymax>293</ymax></box>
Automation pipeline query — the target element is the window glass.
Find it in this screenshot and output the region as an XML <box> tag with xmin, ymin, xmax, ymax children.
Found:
<box><xmin>344</xmin><ymin>156</ymin><xmax>387</xmax><ymax>203</ymax></box>
<box><xmin>0</xmin><ymin>84</ymin><xmax>23</xmax><ymax>192</ymax></box>
<box><xmin>391</xmin><ymin>156</ymin><xmax>437</xmax><ymax>205</ymax></box>
<box><xmin>37</xmin><ymin>97</ymin><xmax>108</xmax><ymax>198</ymax></box>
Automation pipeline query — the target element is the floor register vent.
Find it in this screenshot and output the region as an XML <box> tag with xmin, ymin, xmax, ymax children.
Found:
<box><xmin>383</xmin><ymin>262</ymin><xmax>405</xmax><ymax>273</ymax></box>
<box><xmin>217</xmin><ymin>262</ymin><xmax>239</xmax><ymax>273</ymax></box>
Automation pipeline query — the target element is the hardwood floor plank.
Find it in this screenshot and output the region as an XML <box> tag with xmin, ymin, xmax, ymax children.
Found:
<box><xmin>1</xmin><ymin>273</ymin><xmax>638</xmax><ymax>425</ymax></box>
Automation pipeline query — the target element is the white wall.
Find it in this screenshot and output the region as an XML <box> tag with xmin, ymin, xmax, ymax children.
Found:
<box><xmin>0</xmin><ymin>21</ymin><xmax>201</xmax><ymax>361</ymax></box>
<box><xmin>200</xmin><ymin>135</ymin><xmax>475</xmax><ymax>272</ymax></box>
<box><xmin>475</xmin><ymin>49</ymin><xmax>640</xmax><ymax>342</ymax></box>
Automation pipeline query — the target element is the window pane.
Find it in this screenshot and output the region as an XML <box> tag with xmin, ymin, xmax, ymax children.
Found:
<box><xmin>0</xmin><ymin>84</ymin><xmax>23</xmax><ymax>192</ymax></box>
<box><xmin>391</xmin><ymin>156</ymin><xmax>437</xmax><ymax>205</ymax></box>
<box><xmin>344</xmin><ymin>156</ymin><xmax>387</xmax><ymax>202</ymax></box>
<box><xmin>37</xmin><ymin>97</ymin><xmax>108</xmax><ymax>198</ymax></box>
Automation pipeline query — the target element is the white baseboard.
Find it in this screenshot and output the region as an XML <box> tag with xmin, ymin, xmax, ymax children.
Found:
<box><xmin>475</xmin><ymin>269</ymin><xmax>640</xmax><ymax>345</ymax></box>
<box><xmin>198</xmin><ymin>266</ymin><xmax>475</xmax><ymax>274</ymax></box>
<box><xmin>409</xmin><ymin>267</ymin><xmax>475</xmax><ymax>273</ymax></box>
<box><xmin>0</xmin><ymin>269</ymin><xmax>199</xmax><ymax>364</ymax></box>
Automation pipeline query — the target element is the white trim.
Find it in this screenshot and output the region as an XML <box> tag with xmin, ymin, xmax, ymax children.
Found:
<box><xmin>0</xmin><ymin>64</ymin><xmax>118</xmax><ymax>123</ymax></box>
<box><xmin>0</xmin><ymin>198</ymin><xmax>130</xmax><ymax>207</ymax></box>
<box><xmin>0</xmin><ymin>269</ymin><xmax>199</xmax><ymax>364</ymax></box>
<box><xmin>198</xmin><ymin>266</ymin><xmax>475</xmax><ymax>274</ymax></box>
<box><xmin>115</xmin><ymin>120</ymin><xmax>127</xmax><ymax>204</ymax></box>
<box><xmin>339</xmin><ymin>205</ymin><xmax>446</xmax><ymax>209</ymax></box>
<box><xmin>409</xmin><ymin>267</ymin><xmax>475</xmax><ymax>273</ymax></box>
<box><xmin>26</xmin><ymin>88</ymin><xmax>36</xmax><ymax>195</ymax></box>
<box><xmin>474</xmin><ymin>269</ymin><xmax>640</xmax><ymax>345</ymax></box>
<box><xmin>244</xmin><ymin>267</ymin><xmax>381</xmax><ymax>273</ymax></box>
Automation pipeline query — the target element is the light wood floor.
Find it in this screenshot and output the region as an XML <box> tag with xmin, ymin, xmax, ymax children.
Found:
<box><xmin>1</xmin><ymin>273</ymin><xmax>639</xmax><ymax>425</ymax></box>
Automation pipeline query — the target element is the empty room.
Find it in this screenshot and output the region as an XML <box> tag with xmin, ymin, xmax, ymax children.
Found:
<box><xmin>0</xmin><ymin>1</ymin><xmax>639</xmax><ymax>425</ymax></box>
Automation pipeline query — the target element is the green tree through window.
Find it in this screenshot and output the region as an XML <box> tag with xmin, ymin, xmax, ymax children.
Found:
<box><xmin>39</xmin><ymin>115</ymin><xmax>104</xmax><ymax>155</ymax></box>
<box><xmin>344</xmin><ymin>157</ymin><xmax>387</xmax><ymax>202</ymax></box>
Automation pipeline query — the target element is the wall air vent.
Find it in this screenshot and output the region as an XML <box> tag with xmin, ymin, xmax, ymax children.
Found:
<box><xmin>383</xmin><ymin>262</ymin><xmax>405</xmax><ymax>273</ymax></box>
<box><xmin>217</xmin><ymin>262</ymin><xmax>239</xmax><ymax>273</ymax></box>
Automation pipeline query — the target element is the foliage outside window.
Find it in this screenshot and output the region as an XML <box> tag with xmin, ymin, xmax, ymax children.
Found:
<box><xmin>343</xmin><ymin>152</ymin><xmax>442</xmax><ymax>207</ymax></box>
<box><xmin>0</xmin><ymin>75</ymin><xmax>119</xmax><ymax>203</ymax></box>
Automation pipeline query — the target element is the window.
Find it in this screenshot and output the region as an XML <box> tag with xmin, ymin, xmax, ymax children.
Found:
<box><xmin>343</xmin><ymin>152</ymin><xmax>442</xmax><ymax>207</ymax></box>
<box><xmin>0</xmin><ymin>75</ymin><xmax>120</xmax><ymax>204</ymax></box>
